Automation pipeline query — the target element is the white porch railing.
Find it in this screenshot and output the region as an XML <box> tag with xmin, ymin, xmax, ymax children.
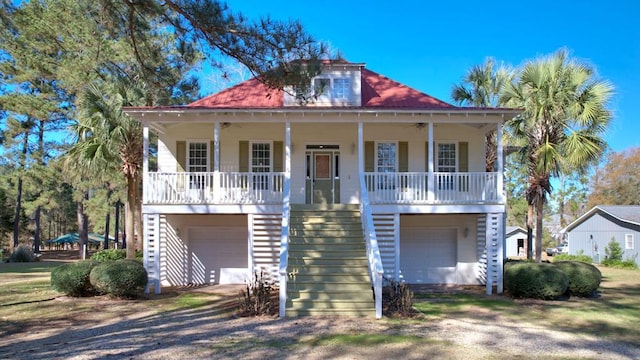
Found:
<box><xmin>359</xmin><ymin>174</ymin><xmax>384</xmax><ymax>319</ymax></box>
<box><xmin>364</xmin><ymin>172</ymin><xmax>499</xmax><ymax>204</ymax></box>
<box><xmin>145</xmin><ymin>172</ymin><xmax>284</xmax><ymax>204</ymax></box>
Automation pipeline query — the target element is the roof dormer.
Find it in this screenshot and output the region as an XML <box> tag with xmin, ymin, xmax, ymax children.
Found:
<box><xmin>283</xmin><ymin>62</ymin><xmax>364</xmax><ymax>107</ymax></box>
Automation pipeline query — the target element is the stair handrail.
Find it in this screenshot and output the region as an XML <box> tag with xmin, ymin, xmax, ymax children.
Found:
<box><xmin>278</xmin><ymin>171</ymin><xmax>291</xmax><ymax>317</ymax></box>
<box><xmin>359</xmin><ymin>174</ymin><xmax>384</xmax><ymax>319</ymax></box>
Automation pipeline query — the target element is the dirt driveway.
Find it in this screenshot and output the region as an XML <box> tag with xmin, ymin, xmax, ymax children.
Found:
<box><xmin>1</xmin><ymin>252</ymin><xmax>638</xmax><ymax>359</ymax></box>
<box><xmin>1</xmin><ymin>287</ymin><xmax>639</xmax><ymax>360</ymax></box>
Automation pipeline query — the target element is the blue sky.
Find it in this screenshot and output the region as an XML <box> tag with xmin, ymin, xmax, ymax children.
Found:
<box><xmin>218</xmin><ymin>0</ymin><xmax>640</xmax><ymax>152</ymax></box>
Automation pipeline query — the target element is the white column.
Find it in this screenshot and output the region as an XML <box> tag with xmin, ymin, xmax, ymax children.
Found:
<box><xmin>496</xmin><ymin>122</ymin><xmax>504</xmax><ymax>204</ymax></box>
<box><xmin>142</xmin><ymin>125</ymin><xmax>149</xmax><ymax>203</ymax></box>
<box><xmin>279</xmin><ymin>121</ymin><xmax>291</xmax><ymax>318</ymax></box>
<box><xmin>358</xmin><ymin>122</ymin><xmax>364</xmax><ymax>174</ymax></box>
<box><xmin>213</xmin><ymin>122</ymin><xmax>220</xmax><ymax>203</ymax></box>
<box><xmin>427</xmin><ymin>122</ymin><xmax>434</xmax><ymax>202</ymax></box>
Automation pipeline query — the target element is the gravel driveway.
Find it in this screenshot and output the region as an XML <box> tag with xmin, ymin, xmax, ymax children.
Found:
<box><xmin>1</xmin><ymin>286</ymin><xmax>638</xmax><ymax>360</ymax></box>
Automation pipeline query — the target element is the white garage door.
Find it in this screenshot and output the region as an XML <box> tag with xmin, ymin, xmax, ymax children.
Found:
<box><xmin>400</xmin><ymin>228</ymin><xmax>457</xmax><ymax>284</ymax></box>
<box><xmin>187</xmin><ymin>226</ymin><xmax>248</xmax><ymax>285</ymax></box>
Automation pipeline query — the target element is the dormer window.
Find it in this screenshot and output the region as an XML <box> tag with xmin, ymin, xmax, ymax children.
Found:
<box><xmin>332</xmin><ymin>78</ymin><xmax>350</xmax><ymax>100</ymax></box>
<box><xmin>284</xmin><ymin>65</ymin><xmax>360</xmax><ymax>107</ymax></box>
<box><xmin>314</xmin><ymin>78</ymin><xmax>330</xmax><ymax>96</ymax></box>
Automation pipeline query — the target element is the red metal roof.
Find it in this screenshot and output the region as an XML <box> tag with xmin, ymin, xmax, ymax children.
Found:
<box><xmin>186</xmin><ymin>65</ymin><xmax>454</xmax><ymax>110</ymax></box>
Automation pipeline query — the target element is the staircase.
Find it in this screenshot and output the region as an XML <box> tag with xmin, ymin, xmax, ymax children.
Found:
<box><xmin>286</xmin><ymin>204</ymin><xmax>375</xmax><ymax>316</ymax></box>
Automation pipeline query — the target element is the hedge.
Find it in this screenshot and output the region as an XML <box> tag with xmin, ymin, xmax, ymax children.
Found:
<box><xmin>50</xmin><ymin>260</ymin><xmax>98</xmax><ymax>297</ymax></box>
<box><xmin>89</xmin><ymin>260</ymin><xmax>148</xmax><ymax>298</ymax></box>
<box><xmin>553</xmin><ymin>261</ymin><xmax>601</xmax><ymax>297</ymax></box>
<box><xmin>504</xmin><ymin>262</ymin><xmax>568</xmax><ymax>299</ymax></box>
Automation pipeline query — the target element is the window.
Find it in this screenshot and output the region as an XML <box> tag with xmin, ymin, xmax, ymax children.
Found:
<box><xmin>626</xmin><ymin>234</ymin><xmax>634</xmax><ymax>250</ymax></box>
<box><xmin>376</xmin><ymin>142</ymin><xmax>396</xmax><ymax>189</ymax></box>
<box><xmin>251</xmin><ymin>142</ymin><xmax>271</xmax><ymax>189</ymax></box>
<box><xmin>332</xmin><ymin>78</ymin><xmax>350</xmax><ymax>100</ymax></box>
<box><xmin>314</xmin><ymin>78</ymin><xmax>330</xmax><ymax>96</ymax></box>
<box><xmin>187</xmin><ymin>141</ymin><xmax>208</xmax><ymax>190</ymax></box>
<box><xmin>437</xmin><ymin>143</ymin><xmax>456</xmax><ymax>172</ymax></box>
<box><xmin>437</xmin><ymin>143</ymin><xmax>456</xmax><ymax>190</ymax></box>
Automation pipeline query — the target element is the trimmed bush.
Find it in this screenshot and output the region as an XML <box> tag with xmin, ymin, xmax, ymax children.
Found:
<box><xmin>553</xmin><ymin>261</ymin><xmax>601</xmax><ymax>297</ymax></box>
<box><xmin>504</xmin><ymin>262</ymin><xmax>568</xmax><ymax>299</ymax></box>
<box><xmin>89</xmin><ymin>260</ymin><xmax>148</xmax><ymax>298</ymax></box>
<box><xmin>50</xmin><ymin>260</ymin><xmax>98</xmax><ymax>297</ymax></box>
<box><xmin>9</xmin><ymin>244</ymin><xmax>35</xmax><ymax>263</ymax></box>
<box><xmin>91</xmin><ymin>249</ymin><xmax>127</xmax><ymax>262</ymax></box>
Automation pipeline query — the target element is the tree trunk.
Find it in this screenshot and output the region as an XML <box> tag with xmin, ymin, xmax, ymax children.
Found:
<box><xmin>114</xmin><ymin>200</ymin><xmax>121</xmax><ymax>248</ymax></box>
<box><xmin>135</xmin><ymin>175</ymin><xmax>143</xmax><ymax>252</ymax></box>
<box><xmin>535</xmin><ymin>201</ymin><xmax>544</xmax><ymax>263</ymax></box>
<box><xmin>12</xmin><ymin>177</ymin><xmax>23</xmax><ymax>249</ymax></box>
<box><xmin>526</xmin><ymin>206</ymin><xmax>534</xmax><ymax>260</ymax></box>
<box><xmin>12</xmin><ymin>132</ymin><xmax>29</xmax><ymax>248</ymax></box>
<box><xmin>125</xmin><ymin>174</ymin><xmax>137</xmax><ymax>259</ymax></box>
<box><xmin>34</xmin><ymin>206</ymin><xmax>41</xmax><ymax>254</ymax></box>
<box><xmin>103</xmin><ymin>210</ymin><xmax>111</xmax><ymax>250</ymax></box>
<box><xmin>77</xmin><ymin>199</ymin><xmax>88</xmax><ymax>258</ymax></box>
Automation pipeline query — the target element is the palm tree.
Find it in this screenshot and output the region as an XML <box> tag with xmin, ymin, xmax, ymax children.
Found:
<box><xmin>68</xmin><ymin>81</ymin><xmax>145</xmax><ymax>259</ymax></box>
<box><xmin>500</xmin><ymin>49</ymin><xmax>613</xmax><ymax>262</ymax></box>
<box><xmin>451</xmin><ymin>58</ymin><xmax>511</xmax><ymax>171</ymax></box>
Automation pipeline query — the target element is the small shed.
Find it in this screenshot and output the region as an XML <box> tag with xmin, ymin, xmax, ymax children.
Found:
<box><xmin>562</xmin><ymin>205</ymin><xmax>640</xmax><ymax>265</ymax></box>
<box><xmin>506</xmin><ymin>226</ymin><xmax>527</xmax><ymax>258</ymax></box>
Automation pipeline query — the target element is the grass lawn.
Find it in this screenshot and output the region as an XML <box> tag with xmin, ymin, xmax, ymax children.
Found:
<box><xmin>1</xmin><ymin>259</ymin><xmax>638</xmax><ymax>358</ymax></box>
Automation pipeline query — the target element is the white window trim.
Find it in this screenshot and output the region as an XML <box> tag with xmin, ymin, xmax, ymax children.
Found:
<box><xmin>186</xmin><ymin>139</ymin><xmax>210</xmax><ymax>172</ymax></box>
<box><xmin>374</xmin><ymin>141</ymin><xmax>398</xmax><ymax>173</ymax></box>
<box><xmin>310</xmin><ymin>75</ymin><xmax>352</xmax><ymax>103</ymax></box>
<box><xmin>249</xmin><ymin>140</ymin><xmax>273</xmax><ymax>173</ymax></box>
<box><xmin>436</xmin><ymin>141</ymin><xmax>458</xmax><ymax>172</ymax></box>
<box><xmin>625</xmin><ymin>234</ymin><xmax>634</xmax><ymax>250</ymax></box>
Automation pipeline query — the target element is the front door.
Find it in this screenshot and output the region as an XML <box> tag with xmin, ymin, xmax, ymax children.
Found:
<box><xmin>305</xmin><ymin>146</ymin><xmax>340</xmax><ymax>204</ymax></box>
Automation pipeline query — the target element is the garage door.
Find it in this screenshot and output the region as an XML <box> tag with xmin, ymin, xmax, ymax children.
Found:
<box><xmin>187</xmin><ymin>226</ymin><xmax>248</xmax><ymax>285</ymax></box>
<box><xmin>400</xmin><ymin>228</ymin><xmax>457</xmax><ymax>284</ymax></box>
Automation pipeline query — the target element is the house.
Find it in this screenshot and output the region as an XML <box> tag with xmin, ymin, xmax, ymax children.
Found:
<box><xmin>124</xmin><ymin>60</ymin><xmax>519</xmax><ymax>317</ymax></box>
<box><xmin>506</xmin><ymin>226</ymin><xmax>527</xmax><ymax>257</ymax></box>
<box><xmin>562</xmin><ymin>205</ymin><xmax>640</xmax><ymax>265</ymax></box>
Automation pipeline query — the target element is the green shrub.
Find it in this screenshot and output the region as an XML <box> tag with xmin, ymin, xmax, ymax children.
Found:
<box><xmin>238</xmin><ymin>270</ymin><xmax>273</xmax><ymax>316</ymax></box>
<box><xmin>89</xmin><ymin>260</ymin><xmax>148</xmax><ymax>298</ymax></box>
<box><xmin>553</xmin><ymin>261</ymin><xmax>601</xmax><ymax>297</ymax></box>
<box><xmin>602</xmin><ymin>258</ymin><xmax>639</xmax><ymax>270</ymax></box>
<box><xmin>50</xmin><ymin>260</ymin><xmax>98</xmax><ymax>297</ymax></box>
<box><xmin>9</xmin><ymin>244</ymin><xmax>35</xmax><ymax>262</ymax></box>
<box><xmin>91</xmin><ymin>248</ymin><xmax>126</xmax><ymax>262</ymax></box>
<box><xmin>554</xmin><ymin>253</ymin><xmax>593</xmax><ymax>263</ymax></box>
<box><xmin>504</xmin><ymin>262</ymin><xmax>568</xmax><ymax>299</ymax></box>
<box><xmin>605</xmin><ymin>238</ymin><xmax>623</xmax><ymax>261</ymax></box>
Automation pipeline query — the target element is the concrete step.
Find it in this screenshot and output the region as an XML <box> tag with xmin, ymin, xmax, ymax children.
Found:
<box><xmin>288</xmin><ymin>265</ymin><xmax>369</xmax><ymax>274</ymax></box>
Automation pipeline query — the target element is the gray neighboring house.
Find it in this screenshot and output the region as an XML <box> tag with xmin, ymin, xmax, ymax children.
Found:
<box><xmin>506</xmin><ymin>226</ymin><xmax>527</xmax><ymax>257</ymax></box>
<box><xmin>562</xmin><ymin>205</ymin><xmax>640</xmax><ymax>265</ymax></box>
